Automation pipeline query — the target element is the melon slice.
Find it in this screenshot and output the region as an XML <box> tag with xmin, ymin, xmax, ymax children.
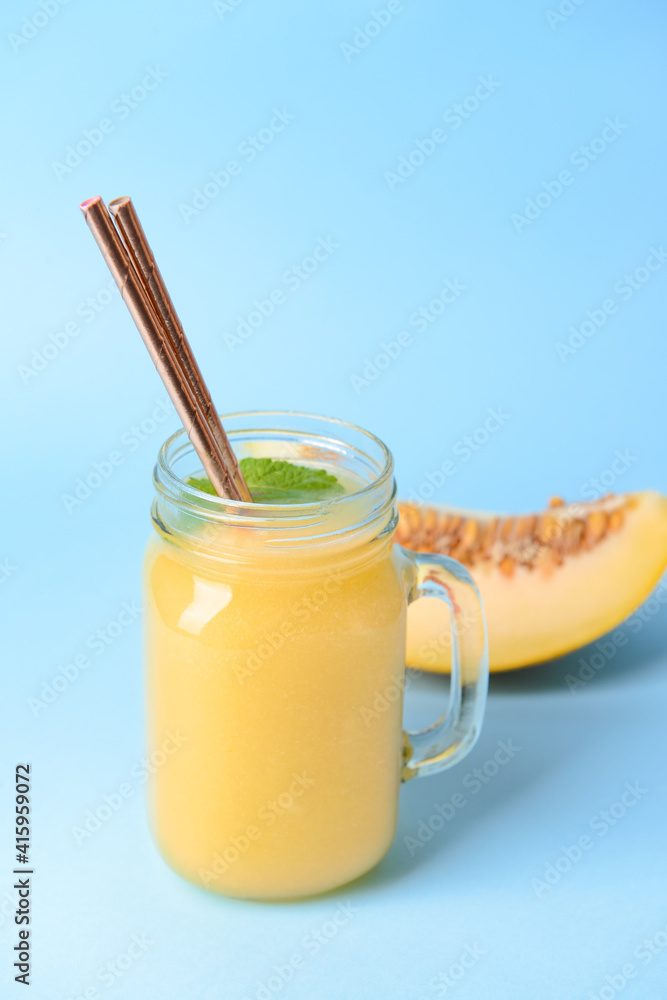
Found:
<box><xmin>397</xmin><ymin>491</ymin><xmax>667</xmax><ymax>672</ymax></box>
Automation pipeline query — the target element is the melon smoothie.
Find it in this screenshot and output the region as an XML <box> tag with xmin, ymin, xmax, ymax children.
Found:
<box><xmin>144</xmin><ymin>412</ymin><xmax>488</xmax><ymax>900</ymax></box>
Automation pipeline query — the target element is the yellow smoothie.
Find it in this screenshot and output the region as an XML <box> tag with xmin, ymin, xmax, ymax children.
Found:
<box><xmin>144</xmin><ymin>466</ymin><xmax>408</xmax><ymax>899</ymax></box>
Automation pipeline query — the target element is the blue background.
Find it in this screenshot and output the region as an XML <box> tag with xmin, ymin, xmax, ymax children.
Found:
<box><xmin>2</xmin><ymin>0</ymin><xmax>667</xmax><ymax>997</ymax></box>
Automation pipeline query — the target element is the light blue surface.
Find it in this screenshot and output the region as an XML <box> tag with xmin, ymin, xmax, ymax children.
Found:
<box><xmin>2</xmin><ymin>0</ymin><xmax>667</xmax><ymax>997</ymax></box>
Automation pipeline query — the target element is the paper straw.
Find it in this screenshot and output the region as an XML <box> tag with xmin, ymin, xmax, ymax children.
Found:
<box><xmin>108</xmin><ymin>196</ymin><xmax>252</xmax><ymax>503</ymax></box>
<box><xmin>80</xmin><ymin>196</ymin><xmax>242</xmax><ymax>501</ymax></box>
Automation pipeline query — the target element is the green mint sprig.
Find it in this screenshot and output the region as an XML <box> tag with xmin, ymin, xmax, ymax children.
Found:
<box><xmin>187</xmin><ymin>456</ymin><xmax>344</xmax><ymax>504</ymax></box>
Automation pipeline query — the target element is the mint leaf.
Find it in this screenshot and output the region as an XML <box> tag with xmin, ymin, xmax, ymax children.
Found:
<box><xmin>186</xmin><ymin>476</ymin><xmax>218</xmax><ymax>497</ymax></box>
<box><xmin>240</xmin><ymin>457</ymin><xmax>344</xmax><ymax>503</ymax></box>
<box><xmin>186</xmin><ymin>457</ymin><xmax>344</xmax><ymax>504</ymax></box>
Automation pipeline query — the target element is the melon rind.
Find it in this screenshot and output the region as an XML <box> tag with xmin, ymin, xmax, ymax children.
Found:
<box><xmin>403</xmin><ymin>491</ymin><xmax>667</xmax><ymax>672</ymax></box>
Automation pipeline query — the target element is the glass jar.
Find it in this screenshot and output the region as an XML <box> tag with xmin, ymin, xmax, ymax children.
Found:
<box><xmin>144</xmin><ymin>412</ymin><xmax>488</xmax><ymax>900</ymax></box>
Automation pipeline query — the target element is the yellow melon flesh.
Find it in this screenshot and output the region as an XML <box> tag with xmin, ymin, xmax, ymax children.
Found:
<box><xmin>402</xmin><ymin>491</ymin><xmax>667</xmax><ymax>672</ymax></box>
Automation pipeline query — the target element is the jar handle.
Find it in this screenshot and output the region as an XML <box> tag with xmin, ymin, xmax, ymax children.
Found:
<box><xmin>400</xmin><ymin>549</ymin><xmax>489</xmax><ymax>781</ymax></box>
